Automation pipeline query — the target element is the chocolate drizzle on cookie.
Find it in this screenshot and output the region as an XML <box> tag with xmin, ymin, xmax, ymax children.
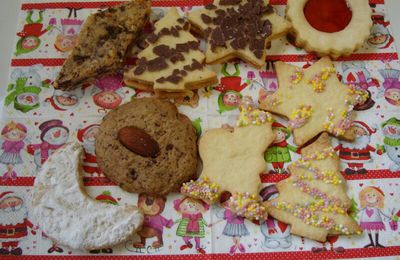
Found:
<box><xmin>203</xmin><ymin>0</ymin><xmax>274</xmax><ymax>59</ymax></box>
<box><xmin>133</xmin><ymin>40</ymin><xmax>201</xmax><ymax>77</ymax></box>
<box><xmin>132</xmin><ymin>15</ymin><xmax>205</xmax><ymax>84</ymax></box>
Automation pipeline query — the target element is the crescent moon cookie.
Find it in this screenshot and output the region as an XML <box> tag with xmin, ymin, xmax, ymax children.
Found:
<box><xmin>31</xmin><ymin>143</ymin><xmax>143</xmax><ymax>250</ymax></box>
<box><xmin>260</xmin><ymin>57</ymin><xmax>368</xmax><ymax>146</ymax></box>
<box><xmin>181</xmin><ymin>97</ymin><xmax>275</xmax><ymax>220</ymax></box>
<box><xmin>264</xmin><ymin>133</ymin><xmax>362</xmax><ymax>242</ymax></box>
<box><xmin>124</xmin><ymin>8</ymin><xmax>218</xmax><ymax>100</ymax></box>
<box><xmin>287</xmin><ymin>0</ymin><xmax>372</xmax><ymax>59</ymax></box>
<box><xmin>187</xmin><ymin>0</ymin><xmax>291</xmax><ymax>68</ymax></box>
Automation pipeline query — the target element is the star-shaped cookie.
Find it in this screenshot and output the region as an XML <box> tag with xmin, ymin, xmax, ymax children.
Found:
<box><xmin>264</xmin><ymin>133</ymin><xmax>362</xmax><ymax>242</ymax></box>
<box><xmin>188</xmin><ymin>0</ymin><xmax>291</xmax><ymax>68</ymax></box>
<box><xmin>124</xmin><ymin>8</ymin><xmax>218</xmax><ymax>98</ymax></box>
<box><xmin>260</xmin><ymin>57</ymin><xmax>367</xmax><ymax>146</ymax></box>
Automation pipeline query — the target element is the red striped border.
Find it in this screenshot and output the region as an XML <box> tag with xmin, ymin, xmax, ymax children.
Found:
<box><xmin>2</xmin><ymin>169</ymin><xmax>399</xmax><ymax>187</ymax></box>
<box><xmin>20</xmin><ymin>0</ymin><xmax>385</xmax><ymax>9</ymax></box>
<box><xmin>0</xmin><ymin>177</ymin><xmax>35</xmax><ymax>187</ymax></box>
<box><xmin>261</xmin><ymin>169</ymin><xmax>400</xmax><ymax>183</ymax></box>
<box><xmin>13</xmin><ymin>246</ymin><xmax>400</xmax><ymax>259</ymax></box>
<box><xmin>11</xmin><ymin>52</ymin><xmax>399</xmax><ymax>67</ymax></box>
<box><xmin>265</xmin><ymin>53</ymin><xmax>399</xmax><ymax>62</ymax></box>
<box><xmin>21</xmin><ymin>0</ymin><xmax>205</xmax><ymax>10</ymax></box>
<box><xmin>11</xmin><ymin>58</ymin><xmax>66</xmax><ymax>67</ymax></box>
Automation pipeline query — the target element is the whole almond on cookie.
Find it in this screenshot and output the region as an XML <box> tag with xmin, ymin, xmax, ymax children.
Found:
<box><xmin>118</xmin><ymin>126</ymin><xmax>160</xmax><ymax>158</ymax></box>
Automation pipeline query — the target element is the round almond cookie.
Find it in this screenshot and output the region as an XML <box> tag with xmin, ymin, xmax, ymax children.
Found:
<box><xmin>96</xmin><ymin>98</ymin><xmax>198</xmax><ymax>195</ymax></box>
<box><xmin>286</xmin><ymin>0</ymin><xmax>372</xmax><ymax>59</ymax></box>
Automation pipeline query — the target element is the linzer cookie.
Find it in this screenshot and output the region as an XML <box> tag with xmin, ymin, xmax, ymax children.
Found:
<box><xmin>187</xmin><ymin>0</ymin><xmax>291</xmax><ymax>68</ymax></box>
<box><xmin>260</xmin><ymin>57</ymin><xmax>368</xmax><ymax>146</ymax></box>
<box><xmin>264</xmin><ymin>133</ymin><xmax>362</xmax><ymax>242</ymax></box>
<box><xmin>124</xmin><ymin>8</ymin><xmax>217</xmax><ymax>99</ymax></box>
<box><xmin>95</xmin><ymin>98</ymin><xmax>198</xmax><ymax>196</ymax></box>
<box><xmin>54</xmin><ymin>0</ymin><xmax>151</xmax><ymax>90</ymax></box>
<box><xmin>181</xmin><ymin>97</ymin><xmax>275</xmax><ymax>220</ymax></box>
<box><xmin>286</xmin><ymin>0</ymin><xmax>372</xmax><ymax>58</ymax></box>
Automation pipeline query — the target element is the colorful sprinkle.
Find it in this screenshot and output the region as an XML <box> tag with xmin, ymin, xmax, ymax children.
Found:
<box><xmin>269</xmin><ymin>97</ymin><xmax>282</xmax><ymax>108</ymax></box>
<box><xmin>181</xmin><ymin>177</ymin><xmax>221</xmax><ymax>203</ymax></box>
<box><xmin>290</xmin><ymin>68</ymin><xmax>304</xmax><ymax>85</ymax></box>
<box><xmin>237</xmin><ymin>96</ymin><xmax>273</xmax><ymax>127</ymax></box>
<box><xmin>228</xmin><ymin>192</ymin><xmax>266</xmax><ymax>220</ymax></box>
<box><xmin>293</xmin><ymin>179</ymin><xmax>345</xmax><ymax>212</ymax></box>
<box><xmin>272</xmin><ymin>201</ymin><xmax>349</xmax><ymax>232</ymax></box>
<box><xmin>307</xmin><ymin>67</ymin><xmax>336</xmax><ymax>92</ymax></box>
<box><xmin>288</xmin><ymin>104</ymin><xmax>313</xmax><ymax>129</ymax></box>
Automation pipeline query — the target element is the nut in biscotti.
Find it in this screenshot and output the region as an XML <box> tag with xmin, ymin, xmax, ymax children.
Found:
<box><xmin>53</xmin><ymin>0</ymin><xmax>151</xmax><ymax>90</ymax></box>
<box><xmin>118</xmin><ymin>126</ymin><xmax>160</xmax><ymax>158</ymax></box>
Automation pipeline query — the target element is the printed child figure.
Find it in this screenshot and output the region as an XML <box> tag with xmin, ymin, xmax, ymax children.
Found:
<box><xmin>0</xmin><ymin>122</ymin><xmax>27</xmax><ymax>181</ymax></box>
<box><xmin>15</xmin><ymin>10</ymin><xmax>53</xmax><ymax>56</ymax></box>
<box><xmin>91</xmin><ymin>74</ymin><xmax>125</xmax><ymax>113</ymax></box>
<box><xmin>50</xmin><ymin>8</ymin><xmax>84</xmax><ymax>53</ymax></box>
<box><xmin>215</xmin><ymin>63</ymin><xmax>249</xmax><ymax>113</ymax></box>
<box><xmin>134</xmin><ymin>194</ymin><xmax>173</xmax><ymax>250</ymax></box>
<box><xmin>174</xmin><ymin>196</ymin><xmax>209</xmax><ymax>255</ymax></box>
<box><xmin>265</xmin><ymin>122</ymin><xmax>298</xmax><ymax>174</ymax></box>
<box><xmin>209</xmin><ymin>192</ymin><xmax>249</xmax><ymax>255</ymax></box>
<box><xmin>359</xmin><ymin>186</ymin><xmax>391</xmax><ymax>248</ymax></box>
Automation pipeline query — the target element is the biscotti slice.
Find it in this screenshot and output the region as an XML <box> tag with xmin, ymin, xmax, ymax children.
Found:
<box><xmin>54</xmin><ymin>0</ymin><xmax>151</xmax><ymax>90</ymax></box>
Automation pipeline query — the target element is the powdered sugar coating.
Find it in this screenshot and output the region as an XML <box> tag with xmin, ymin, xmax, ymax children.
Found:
<box><xmin>31</xmin><ymin>142</ymin><xmax>143</xmax><ymax>250</ymax></box>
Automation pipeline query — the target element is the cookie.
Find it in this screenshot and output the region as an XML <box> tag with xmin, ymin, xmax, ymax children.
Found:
<box><xmin>264</xmin><ymin>133</ymin><xmax>362</xmax><ymax>242</ymax></box>
<box><xmin>124</xmin><ymin>8</ymin><xmax>218</xmax><ymax>99</ymax></box>
<box><xmin>54</xmin><ymin>0</ymin><xmax>151</xmax><ymax>90</ymax></box>
<box><xmin>31</xmin><ymin>142</ymin><xmax>143</xmax><ymax>250</ymax></box>
<box><xmin>260</xmin><ymin>57</ymin><xmax>368</xmax><ymax>146</ymax></box>
<box><xmin>95</xmin><ymin>98</ymin><xmax>198</xmax><ymax>195</ymax></box>
<box><xmin>187</xmin><ymin>0</ymin><xmax>291</xmax><ymax>68</ymax></box>
<box><xmin>181</xmin><ymin>97</ymin><xmax>275</xmax><ymax>220</ymax></box>
<box><xmin>287</xmin><ymin>0</ymin><xmax>372</xmax><ymax>59</ymax></box>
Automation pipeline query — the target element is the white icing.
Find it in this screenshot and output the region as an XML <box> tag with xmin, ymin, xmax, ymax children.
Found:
<box><xmin>31</xmin><ymin>142</ymin><xmax>143</xmax><ymax>250</ymax></box>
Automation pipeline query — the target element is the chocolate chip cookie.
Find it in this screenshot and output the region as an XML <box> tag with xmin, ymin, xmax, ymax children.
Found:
<box><xmin>95</xmin><ymin>98</ymin><xmax>198</xmax><ymax>195</ymax></box>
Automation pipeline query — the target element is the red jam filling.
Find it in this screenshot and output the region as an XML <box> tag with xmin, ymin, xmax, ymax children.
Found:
<box><xmin>303</xmin><ymin>0</ymin><xmax>352</xmax><ymax>33</ymax></box>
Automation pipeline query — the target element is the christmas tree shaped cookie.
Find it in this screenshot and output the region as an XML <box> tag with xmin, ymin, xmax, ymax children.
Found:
<box><xmin>188</xmin><ymin>0</ymin><xmax>291</xmax><ymax>68</ymax></box>
<box><xmin>124</xmin><ymin>8</ymin><xmax>218</xmax><ymax>99</ymax></box>
<box><xmin>265</xmin><ymin>133</ymin><xmax>362</xmax><ymax>242</ymax></box>
<box><xmin>182</xmin><ymin>97</ymin><xmax>275</xmax><ymax>220</ymax></box>
<box><xmin>260</xmin><ymin>57</ymin><xmax>368</xmax><ymax>146</ymax></box>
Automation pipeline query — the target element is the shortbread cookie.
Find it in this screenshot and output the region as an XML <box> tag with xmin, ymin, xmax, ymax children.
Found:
<box><xmin>124</xmin><ymin>8</ymin><xmax>217</xmax><ymax>98</ymax></box>
<box><xmin>96</xmin><ymin>98</ymin><xmax>198</xmax><ymax>195</ymax></box>
<box><xmin>54</xmin><ymin>0</ymin><xmax>151</xmax><ymax>90</ymax></box>
<box><xmin>188</xmin><ymin>0</ymin><xmax>291</xmax><ymax>68</ymax></box>
<box><xmin>287</xmin><ymin>0</ymin><xmax>372</xmax><ymax>58</ymax></box>
<box><xmin>182</xmin><ymin>97</ymin><xmax>275</xmax><ymax>220</ymax></box>
<box><xmin>264</xmin><ymin>133</ymin><xmax>362</xmax><ymax>242</ymax></box>
<box><xmin>31</xmin><ymin>142</ymin><xmax>143</xmax><ymax>250</ymax></box>
<box><xmin>260</xmin><ymin>57</ymin><xmax>368</xmax><ymax>146</ymax></box>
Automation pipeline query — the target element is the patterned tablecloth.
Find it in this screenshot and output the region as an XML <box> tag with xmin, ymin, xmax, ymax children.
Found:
<box><xmin>1</xmin><ymin>0</ymin><xmax>400</xmax><ymax>259</ymax></box>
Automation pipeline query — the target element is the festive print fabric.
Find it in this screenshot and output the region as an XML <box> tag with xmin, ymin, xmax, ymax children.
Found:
<box><xmin>1</xmin><ymin>0</ymin><xmax>400</xmax><ymax>258</ymax></box>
